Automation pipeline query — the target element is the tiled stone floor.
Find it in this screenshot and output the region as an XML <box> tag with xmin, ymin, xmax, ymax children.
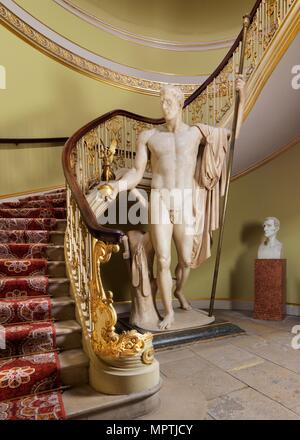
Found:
<box><xmin>140</xmin><ymin>310</ymin><xmax>300</xmax><ymax>420</ymax></box>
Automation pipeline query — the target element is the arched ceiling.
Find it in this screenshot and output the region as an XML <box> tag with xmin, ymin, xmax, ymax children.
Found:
<box><xmin>13</xmin><ymin>0</ymin><xmax>257</xmax><ymax>76</ymax></box>
<box><xmin>66</xmin><ymin>0</ymin><xmax>255</xmax><ymax>42</ymax></box>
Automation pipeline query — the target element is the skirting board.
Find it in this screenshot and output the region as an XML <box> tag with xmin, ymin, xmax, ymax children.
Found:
<box><xmin>115</xmin><ymin>299</ymin><xmax>300</xmax><ymax>317</ymax></box>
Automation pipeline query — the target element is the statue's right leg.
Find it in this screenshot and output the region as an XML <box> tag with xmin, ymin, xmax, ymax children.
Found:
<box><xmin>173</xmin><ymin>222</ymin><xmax>194</xmax><ymax>311</ymax></box>
<box><xmin>149</xmin><ymin>221</ymin><xmax>174</xmax><ymax>330</ymax></box>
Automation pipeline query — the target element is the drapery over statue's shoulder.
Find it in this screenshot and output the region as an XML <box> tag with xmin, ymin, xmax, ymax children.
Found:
<box><xmin>191</xmin><ymin>123</ymin><xmax>230</xmax><ymax>268</ymax></box>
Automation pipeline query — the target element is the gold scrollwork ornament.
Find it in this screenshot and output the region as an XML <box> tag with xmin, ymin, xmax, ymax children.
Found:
<box><xmin>90</xmin><ymin>240</ymin><xmax>154</xmax><ymax>365</ymax></box>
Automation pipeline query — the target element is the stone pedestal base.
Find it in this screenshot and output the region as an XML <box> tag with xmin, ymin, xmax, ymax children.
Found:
<box><xmin>254</xmin><ymin>259</ymin><xmax>286</xmax><ymax>321</ymax></box>
<box><xmin>89</xmin><ymin>351</ymin><xmax>160</xmax><ymax>395</ymax></box>
<box><xmin>118</xmin><ymin>302</ymin><xmax>245</xmax><ymax>349</ymax></box>
<box><xmin>131</xmin><ymin>306</ymin><xmax>215</xmax><ymax>332</ymax></box>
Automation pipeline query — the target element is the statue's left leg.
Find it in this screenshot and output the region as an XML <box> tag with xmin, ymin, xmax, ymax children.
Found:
<box><xmin>173</xmin><ymin>222</ymin><xmax>194</xmax><ymax>311</ymax></box>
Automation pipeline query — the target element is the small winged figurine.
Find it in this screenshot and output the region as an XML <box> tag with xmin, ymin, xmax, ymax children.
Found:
<box><xmin>100</xmin><ymin>138</ymin><xmax>117</xmax><ymax>181</ymax></box>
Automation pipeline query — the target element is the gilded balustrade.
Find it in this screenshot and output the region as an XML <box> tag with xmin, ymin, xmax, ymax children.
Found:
<box><xmin>65</xmin><ymin>185</ymin><xmax>155</xmax><ymax>367</ymax></box>
<box><xmin>70</xmin><ymin>116</ymin><xmax>154</xmax><ymax>195</ymax></box>
<box><xmin>187</xmin><ymin>0</ymin><xmax>296</xmax><ymax>127</ymax></box>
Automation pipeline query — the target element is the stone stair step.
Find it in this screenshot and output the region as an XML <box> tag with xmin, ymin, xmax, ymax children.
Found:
<box><xmin>0</xmin><ymin>208</ymin><xmax>66</xmax><ymax>219</ymax></box>
<box><xmin>51</xmin><ymin>297</ymin><xmax>75</xmax><ymax>321</ymax></box>
<box><xmin>45</xmin><ymin>245</ymin><xmax>64</xmax><ymax>261</ymax></box>
<box><xmin>59</xmin><ymin>349</ymin><xmax>89</xmax><ymax>387</ymax></box>
<box><xmin>62</xmin><ymin>383</ymin><xmax>161</xmax><ymax>420</ymax></box>
<box><xmin>0</xmin><ymin>244</ymin><xmax>64</xmax><ymax>261</ymax></box>
<box><xmin>49</xmin><ymin>231</ymin><xmax>65</xmax><ymax>245</ymax></box>
<box><xmin>45</xmin><ymin>189</ymin><xmax>66</xmax><ymax>195</ymax></box>
<box><xmin>55</xmin><ymin>320</ymin><xmax>82</xmax><ymax>351</ymax></box>
<box><xmin>55</xmin><ymin>220</ymin><xmax>66</xmax><ymax>231</ymax></box>
<box><xmin>48</xmin><ymin>261</ymin><xmax>66</xmax><ymax>278</ymax></box>
<box><xmin>48</xmin><ymin>278</ymin><xmax>70</xmax><ymax>297</ymax></box>
<box><xmin>21</xmin><ymin>192</ymin><xmax>66</xmax><ymax>202</ymax></box>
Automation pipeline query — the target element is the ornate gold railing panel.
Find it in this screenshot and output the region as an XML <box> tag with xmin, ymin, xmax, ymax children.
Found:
<box><xmin>91</xmin><ymin>239</ymin><xmax>154</xmax><ymax>363</ymax></box>
<box><xmin>66</xmin><ymin>186</ymin><xmax>154</xmax><ymax>366</ymax></box>
<box><xmin>186</xmin><ymin>0</ymin><xmax>296</xmax><ymax>126</ymax></box>
<box><xmin>70</xmin><ymin>116</ymin><xmax>154</xmax><ymax>194</ymax></box>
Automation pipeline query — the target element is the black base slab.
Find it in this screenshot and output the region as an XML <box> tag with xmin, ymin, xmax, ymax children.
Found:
<box><xmin>117</xmin><ymin>313</ymin><xmax>245</xmax><ymax>350</ymax></box>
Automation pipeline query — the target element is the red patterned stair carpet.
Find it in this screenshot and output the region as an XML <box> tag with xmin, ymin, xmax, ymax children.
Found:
<box><xmin>0</xmin><ymin>190</ymin><xmax>66</xmax><ymax>420</ymax></box>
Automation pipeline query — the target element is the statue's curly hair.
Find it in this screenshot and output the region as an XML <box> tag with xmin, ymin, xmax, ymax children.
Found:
<box><xmin>160</xmin><ymin>84</ymin><xmax>184</xmax><ymax>109</ymax></box>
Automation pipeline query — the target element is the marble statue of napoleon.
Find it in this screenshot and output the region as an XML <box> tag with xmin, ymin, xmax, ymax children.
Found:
<box><xmin>108</xmin><ymin>78</ymin><xmax>246</xmax><ymax>330</ymax></box>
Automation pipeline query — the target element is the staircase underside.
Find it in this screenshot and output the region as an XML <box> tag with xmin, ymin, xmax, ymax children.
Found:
<box><xmin>233</xmin><ymin>31</ymin><xmax>300</xmax><ymax>176</ymax></box>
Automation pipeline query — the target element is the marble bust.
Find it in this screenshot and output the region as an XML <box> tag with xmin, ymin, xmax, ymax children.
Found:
<box><xmin>257</xmin><ymin>217</ymin><xmax>283</xmax><ymax>259</ymax></box>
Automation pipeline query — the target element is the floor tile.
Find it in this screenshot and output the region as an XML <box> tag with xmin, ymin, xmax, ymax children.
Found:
<box><xmin>262</xmin><ymin>316</ymin><xmax>300</xmax><ymax>331</ymax></box>
<box><xmin>208</xmin><ymin>387</ymin><xmax>300</xmax><ymax>420</ymax></box>
<box><xmin>230</xmin><ymin>319</ymin><xmax>278</xmax><ymax>336</ymax></box>
<box><xmin>160</xmin><ymin>356</ymin><xmax>246</xmax><ymax>400</ymax></box>
<box><xmin>142</xmin><ymin>311</ymin><xmax>300</xmax><ymax>420</ymax></box>
<box><xmin>138</xmin><ymin>377</ymin><xmax>207</xmax><ymax>420</ymax></box>
<box><xmin>290</xmin><ymin>404</ymin><xmax>300</xmax><ymax>416</ymax></box>
<box><xmin>229</xmin><ymin>360</ymin><xmax>300</xmax><ymax>409</ymax></box>
<box><xmin>263</xmin><ymin>331</ymin><xmax>298</xmax><ymax>348</ymax></box>
<box><xmin>231</xmin><ymin>333</ymin><xmax>300</xmax><ymax>373</ymax></box>
<box><xmin>155</xmin><ymin>347</ymin><xmax>196</xmax><ymax>365</ymax></box>
<box><xmin>191</xmin><ymin>343</ymin><xmax>264</xmax><ymax>372</ymax></box>
<box><xmin>231</xmin><ymin>333</ymin><xmax>276</xmax><ymax>350</ymax></box>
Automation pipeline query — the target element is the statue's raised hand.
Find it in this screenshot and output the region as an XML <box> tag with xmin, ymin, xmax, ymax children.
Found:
<box><xmin>236</xmin><ymin>74</ymin><xmax>246</xmax><ymax>98</ymax></box>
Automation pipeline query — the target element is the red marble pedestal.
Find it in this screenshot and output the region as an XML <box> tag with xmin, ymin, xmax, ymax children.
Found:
<box><xmin>254</xmin><ymin>259</ymin><xmax>286</xmax><ymax>321</ymax></box>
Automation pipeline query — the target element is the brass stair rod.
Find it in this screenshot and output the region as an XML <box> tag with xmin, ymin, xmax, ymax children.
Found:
<box><xmin>209</xmin><ymin>15</ymin><xmax>250</xmax><ymax>317</ymax></box>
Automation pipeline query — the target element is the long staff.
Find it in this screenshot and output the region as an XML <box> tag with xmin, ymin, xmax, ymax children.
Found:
<box><xmin>209</xmin><ymin>15</ymin><xmax>250</xmax><ymax>317</ymax></box>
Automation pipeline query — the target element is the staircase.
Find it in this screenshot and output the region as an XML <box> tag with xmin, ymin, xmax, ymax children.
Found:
<box><xmin>2</xmin><ymin>0</ymin><xmax>297</xmax><ymax>421</ymax></box>
<box><xmin>0</xmin><ymin>189</ymin><xmax>88</xmax><ymax>419</ymax></box>
<box><xmin>0</xmin><ymin>188</ymin><xmax>160</xmax><ymax>420</ymax></box>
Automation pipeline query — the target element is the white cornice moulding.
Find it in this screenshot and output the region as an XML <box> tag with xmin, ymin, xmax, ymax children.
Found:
<box><xmin>1</xmin><ymin>0</ymin><xmax>208</xmax><ymax>85</ymax></box>
<box><xmin>54</xmin><ymin>0</ymin><xmax>235</xmax><ymax>52</ymax></box>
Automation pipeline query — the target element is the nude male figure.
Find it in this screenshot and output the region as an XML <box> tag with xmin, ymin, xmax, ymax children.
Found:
<box><xmin>109</xmin><ymin>78</ymin><xmax>245</xmax><ymax>330</ymax></box>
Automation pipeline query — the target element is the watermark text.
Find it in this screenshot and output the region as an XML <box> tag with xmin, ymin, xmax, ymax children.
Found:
<box><xmin>291</xmin><ymin>325</ymin><xmax>300</xmax><ymax>350</ymax></box>
<box><xmin>291</xmin><ymin>65</ymin><xmax>300</xmax><ymax>90</ymax></box>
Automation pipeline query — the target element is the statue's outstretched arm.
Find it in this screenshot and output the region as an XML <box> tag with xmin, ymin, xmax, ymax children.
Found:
<box><xmin>109</xmin><ymin>130</ymin><xmax>151</xmax><ymax>200</ymax></box>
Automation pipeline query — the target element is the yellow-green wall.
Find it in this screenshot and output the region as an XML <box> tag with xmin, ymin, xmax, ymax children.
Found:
<box><xmin>105</xmin><ymin>142</ymin><xmax>300</xmax><ymax>306</ymax></box>
<box><xmin>212</xmin><ymin>141</ymin><xmax>300</xmax><ymax>306</ymax></box>
<box><xmin>0</xmin><ymin>25</ymin><xmax>162</xmax><ymax>138</ymax></box>
<box><xmin>0</xmin><ymin>22</ymin><xmax>213</xmax><ymax>195</ymax></box>
<box><xmin>0</xmin><ymin>143</ymin><xmax>64</xmax><ymax>197</ymax></box>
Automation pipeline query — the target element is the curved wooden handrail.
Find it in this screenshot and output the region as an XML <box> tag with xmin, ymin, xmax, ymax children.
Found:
<box><xmin>63</xmin><ymin>0</ymin><xmax>262</xmax><ymax>244</ymax></box>
<box><xmin>63</xmin><ymin>108</ymin><xmax>171</xmax><ymax>243</ymax></box>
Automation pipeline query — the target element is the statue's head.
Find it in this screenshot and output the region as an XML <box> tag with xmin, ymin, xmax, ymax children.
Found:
<box><xmin>263</xmin><ymin>217</ymin><xmax>280</xmax><ymax>239</ymax></box>
<box><xmin>160</xmin><ymin>84</ymin><xmax>184</xmax><ymax>121</ymax></box>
